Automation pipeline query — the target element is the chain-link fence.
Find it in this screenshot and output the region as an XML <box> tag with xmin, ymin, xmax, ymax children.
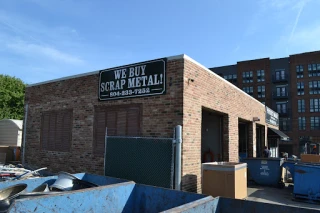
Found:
<box><xmin>104</xmin><ymin>136</ymin><xmax>175</xmax><ymax>189</ymax></box>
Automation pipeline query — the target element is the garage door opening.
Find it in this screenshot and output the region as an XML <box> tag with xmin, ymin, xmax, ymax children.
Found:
<box><xmin>201</xmin><ymin>108</ymin><xmax>223</xmax><ymax>163</ymax></box>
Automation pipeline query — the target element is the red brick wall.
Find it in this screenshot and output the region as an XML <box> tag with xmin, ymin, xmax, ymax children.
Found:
<box><xmin>24</xmin><ymin>55</ymin><xmax>277</xmax><ymax>193</ymax></box>
<box><xmin>181</xmin><ymin>57</ymin><xmax>274</xmax><ymax>192</ymax></box>
<box><xmin>289</xmin><ymin>51</ymin><xmax>320</xmax><ymax>155</ymax></box>
<box><xmin>24</xmin><ymin>59</ymin><xmax>184</xmax><ymax>174</ymax></box>
<box><xmin>237</xmin><ymin>58</ymin><xmax>271</xmax><ymax>106</ymax></box>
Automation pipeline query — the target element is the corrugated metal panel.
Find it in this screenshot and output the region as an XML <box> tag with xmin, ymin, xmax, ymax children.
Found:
<box><xmin>40</xmin><ymin>110</ymin><xmax>72</xmax><ymax>152</ymax></box>
<box><xmin>94</xmin><ymin>105</ymin><xmax>141</xmax><ymax>155</ymax></box>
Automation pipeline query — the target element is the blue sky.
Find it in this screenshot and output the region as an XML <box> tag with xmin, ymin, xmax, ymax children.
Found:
<box><xmin>1</xmin><ymin>0</ymin><xmax>320</xmax><ymax>84</ymax></box>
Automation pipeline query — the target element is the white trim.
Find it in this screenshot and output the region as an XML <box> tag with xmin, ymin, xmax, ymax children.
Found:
<box><xmin>181</xmin><ymin>54</ymin><xmax>265</xmax><ymax>107</ymax></box>
<box><xmin>27</xmin><ymin>70</ymin><xmax>100</xmax><ymax>87</ymax></box>
<box><xmin>167</xmin><ymin>54</ymin><xmax>185</xmax><ymax>61</ymax></box>
<box><xmin>27</xmin><ymin>55</ymin><xmax>184</xmax><ymax>88</ymax></box>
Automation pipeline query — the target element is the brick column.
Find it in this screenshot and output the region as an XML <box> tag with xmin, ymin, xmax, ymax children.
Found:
<box><xmin>259</xmin><ymin>126</ymin><xmax>266</xmax><ymax>157</ymax></box>
<box><xmin>248</xmin><ymin>122</ymin><xmax>256</xmax><ymax>157</ymax></box>
<box><xmin>264</xmin><ymin>126</ymin><xmax>268</xmax><ymax>147</ymax></box>
<box><xmin>223</xmin><ymin>115</ymin><xmax>239</xmax><ymax>162</ymax></box>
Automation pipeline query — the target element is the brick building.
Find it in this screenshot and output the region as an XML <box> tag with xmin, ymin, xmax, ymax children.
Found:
<box><xmin>210</xmin><ymin>50</ymin><xmax>320</xmax><ymax>156</ymax></box>
<box><xmin>24</xmin><ymin>54</ymin><xmax>279</xmax><ymax>192</ymax></box>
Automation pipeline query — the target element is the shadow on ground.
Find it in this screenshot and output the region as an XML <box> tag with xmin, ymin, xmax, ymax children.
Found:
<box><xmin>247</xmin><ymin>184</ymin><xmax>320</xmax><ymax>210</ymax></box>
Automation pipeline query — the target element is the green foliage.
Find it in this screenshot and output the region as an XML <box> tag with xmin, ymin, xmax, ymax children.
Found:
<box><xmin>0</xmin><ymin>74</ymin><xmax>26</xmax><ymax>120</ymax></box>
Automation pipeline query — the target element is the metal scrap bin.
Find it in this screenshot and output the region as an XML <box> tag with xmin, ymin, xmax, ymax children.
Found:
<box><xmin>282</xmin><ymin>160</ymin><xmax>297</xmax><ymax>183</ymax></box>
<box><xmin>7</xmin><ymin>181</ymin><xmax>215</xmax><ymax>213</ymax></box>
<box><xmin>2</xmin><ymin>176</ymin><xmax>319</xmax><ymax>213</ymax></box>
<box><xmin>241</xmin><ymin>158</ymin><xmax>285</xmax><ymax>188</ymax></box>
<box><xmin>293</xmin><ymin>163</ymin><xmax>320</xmax><ymax>202</ymax></box>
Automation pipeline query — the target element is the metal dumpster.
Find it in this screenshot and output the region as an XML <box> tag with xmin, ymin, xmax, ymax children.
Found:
<box><xmin>293</xmin><ymin>163</ymin><xmax>320</xmax><ymax>202</ymax></box>
<box><xmin>210</xmin><ymin>197</ymin><xmax>318</xmax><ymax>213</ymax></box>
<box><xmin>8</xmin><ymin>189</ymin><xmax>319</xmax><ymax>213</ymax></box>
<box><xmin>241</xmin><ymin>158</ymin><xmax>285</xmax><ymax>188</ymax></box>
<box><xmin>8</xmin><ymin>181</ymin><xmax>214</xmax><ymax>213</ymax></box>
<box><xmin>282</xmin><ymin>160</ymin><xmax>297</xmax><ymax>182</ymax></box>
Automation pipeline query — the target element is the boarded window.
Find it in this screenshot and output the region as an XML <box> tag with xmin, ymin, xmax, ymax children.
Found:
<box><xmin>93</xmin><ymin>105</ymin><xmax>141</xmax><ymax>155</ymax></box>
<box><xmin>41</xmin><ymin>109</ymin><xmax>73</xmax><ymax>152</ymax></box>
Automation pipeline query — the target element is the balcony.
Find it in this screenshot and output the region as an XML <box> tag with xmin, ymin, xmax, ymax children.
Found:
<box><xmin>277</xmin><ymin>108</ymin><xmax>291</xmax><ymax>117</ymax></box>
<box><xmin>272</xmin><ymin>91</ymin><xmax>289</xmax><ymax>99</ymax></box>
<box><xmin>279</xmin><ymin>124</ymin><xmax>291</xmax><ymax>132</ymax></box>
<box><xmin>272</xmin><ymin>74</ymin><xmax>288</xmax><ymax>83</ymax></box>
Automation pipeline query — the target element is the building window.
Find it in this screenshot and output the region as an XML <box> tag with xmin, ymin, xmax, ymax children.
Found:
<box><xmin>276</xmin><ymin>102</ymin><xmax>287</xmax><ymax>114</ymax></box>
<box><xmin>257</xmin><ymin>70</ymin><xmax>265</xmax><ymax>82</ymax></box>
<box><xmin>94</xmin><ymin>105</ymin><xmax>141</xmax><ymax>155</ymax></box>
<box><xmin>309</xmin><ymin>80</ymin><xmax>320</xmax><ymax>95</ymax></box>
<box><xmin>224</xmin><ymin>74</ymin><xmax>237</xmax><ymax>84</ymax></box>
<box><xmin>257</xmin><ymin>86</ymin><xmax>265</xmax><ymax>98</ymax></box>
<box><xmin>279</xmin><ymin>118</ymin><xmax>290</xmax><ymax>131</ymax></box>
<box><xmin>275</xmin><ymin>69</ymin><xmax>285</xmax><ymax>81</ymax></box>
<box><xmin>243</xmin><ymin>87</ymin><xmax>253</xmax><ymax>95</ymax></box>
<box><xmin>41</xmin><ymin>109</ymin><xmax>73</xmax><ymax>152</ymax></box>
<box><xmin>311</xmin><ymin>117</ymin><xmax>320</xmax><ymax>130</ymax></box>
<box><xmin>242</xmin><ymin>71</ymin><xmax>253</xmax><ymax>83</ymax></box>
<box><xmin>308</xmin><ymin>63</ymin><xmax>320</xmax><ymax>77</ymax></box>
<box><xmin>297</xmin><ymin>82</ymin><xmax>304</xmax><ymax>95</ymax></box>
<box><xmin>298</xmin><ymin>117</ymin><xmax>306</xmax><ymax>130</ymax></box>
<box><xmin>296</xmin><ymin>65</ymin><xmax>303</xmax><ymax>78</ymax></box>
<box><xmin>276</xmin><ymin>86</ymin><xmax>287</xmax><ymax>97</ymax></box>
<box><xmin>310</xmin><ymin>99</ymin><xmax>320</xmax><ymax>112</ymax></box>
<box><xmin>298</xmin><ymin>99</ymin><xmax>305</xmax><ymax>112</ymax></box>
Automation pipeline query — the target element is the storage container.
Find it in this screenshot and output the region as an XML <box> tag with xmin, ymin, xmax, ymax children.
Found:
<box><xmin>241</xmin><ymin>158</ymin><xmax>284</xmax><ymax>188</ymax></box>
<box><xmin>202</xmin><ymin>162</ymin><xmax>247</xmax><ymax>199</ymax></box>
<box><xmin>293</xmin><ymin>163</ymin><xmax>320</xmax><ymax>202</ymax></box>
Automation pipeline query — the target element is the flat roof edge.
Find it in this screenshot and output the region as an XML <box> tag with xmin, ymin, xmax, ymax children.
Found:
<box><xmin>27</xmin><ymin>54</ymin><xmax>186</xmax><ymax>88</ymax></box>
<box><xmin>182</xmin><ymin>54</ymin><xmax>265</xmax><ymax>107</ymax></box>
<box><xmin>26</xmin><ymin>70</ymin><xmax>100</xmax><ymax>87</ymax></box>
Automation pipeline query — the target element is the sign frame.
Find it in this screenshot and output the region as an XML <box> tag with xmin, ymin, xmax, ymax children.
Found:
<box><xmin>98</xmin><ymin>58</ymin><xmax>167</xmax><ymax>101</ymax></box>
<box><xmin>265</xmin><ymin>106</ymin><xmax>279</xmax><ymax>126</ymax></box>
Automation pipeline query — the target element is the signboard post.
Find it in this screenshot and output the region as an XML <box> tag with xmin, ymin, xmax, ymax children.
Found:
<box><xmin>99</xmin><ymin>58</ymin><xmax>166</xmax><ymax>101</ymax></box>
<box><xmin>265</xmin><ymin>106</ymin><xmax>279</xmax><ymax>126</ymax></box>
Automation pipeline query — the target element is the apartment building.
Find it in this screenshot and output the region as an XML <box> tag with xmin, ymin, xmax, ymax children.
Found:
<box><xmin>210</xmin><ymin>51</ymin><xmax>320</xmax><ymax>156</ymax></box>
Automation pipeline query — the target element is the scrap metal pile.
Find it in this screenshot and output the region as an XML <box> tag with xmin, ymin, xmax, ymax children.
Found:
<box><xmin>0</xmin><ymin>165</ymin><xmax>47</xmax><ymax>181</ymax></box>
<box><xmin>0</xmin><ymin>171</ymin><xmax>99</xmax><ymax>212</ymax></box>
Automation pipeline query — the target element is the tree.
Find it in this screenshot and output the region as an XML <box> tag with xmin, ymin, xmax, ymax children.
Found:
<box><xmin>0</xmin><ymin>74</ymin><xmax>26</xmax><ymax>120</ymax></box>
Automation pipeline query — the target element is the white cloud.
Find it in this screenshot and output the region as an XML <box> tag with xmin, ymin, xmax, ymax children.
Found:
<box><xmin>0</xmin><ymin>10</ymin><xmax>85</xmax><ymax>65</ymax></box>
<box><xmin>7</xmin><ymin>40</ymin><xmax>84</xmax><ymax>65</ymax></box>
<box><xmin>245</xmin><ymin>0</ymin><xmax>309</xmax><ymax>36</ymax></box>
<box><xmin>289</xmin><ymin>25</ymin><xmax>320</xmax><ymax>47</ymax></box>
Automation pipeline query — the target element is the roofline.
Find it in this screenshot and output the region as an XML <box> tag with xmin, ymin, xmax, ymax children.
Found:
<box><xmin>26</xmin><ymin>69</ymin><xmax>101</xmax><ymax>87</ymax></box>
<box><xmin>180</xmin><ymin>55</ymin><xmax>265</xmax><ymax>107</ymax></box>
<box><xmin>27</xmin><ymin>54</ymin><xmax>185</xmax><ymax>88</ymax></box>
<box><xmin>26</xmin><ymin>53</ymin><xmax>264</xmax><ymax>108</ymax></box>
<box><xmin>0</xmin><ymin>119</ymin><xmax>23</xmax><ymax>130</ymax></box>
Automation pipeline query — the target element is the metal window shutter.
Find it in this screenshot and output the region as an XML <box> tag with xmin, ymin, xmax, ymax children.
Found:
<box><xmin>61</xmin><ymin>110</ymin><xmax>72</xmax><ymax>152</ymax></box>
<box><xmin>48</xmin><ymin>113</ymin><xmax>56</xmax><ymax>151</ymax></box>
<box><xmin>94</xmin><ymin>110</ymin><xmax>106</xmax><ymax>154</ymax></box>
<box><xmin>127</xmin><ymin>107</ymin><xmax>140</xmax><ymax>136</ymax></box>
<box><xmin>41</xmin><ymin>114</ymin><xmax>50</xmax><ymax>150</ymax></box>
<box><xmin>106</xmin><ymin>110</ymin><xmax>117</xmax><ymax>136</ymax></box>
<box><xmin>55</xmin><ymin>112</ymin><xmax>64</xmax><ymax>151</ymax></box>
<box><xmin>116</xmin><ymin>109</ymin><xmax>127</xmax><ymax>136</ymax></box>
